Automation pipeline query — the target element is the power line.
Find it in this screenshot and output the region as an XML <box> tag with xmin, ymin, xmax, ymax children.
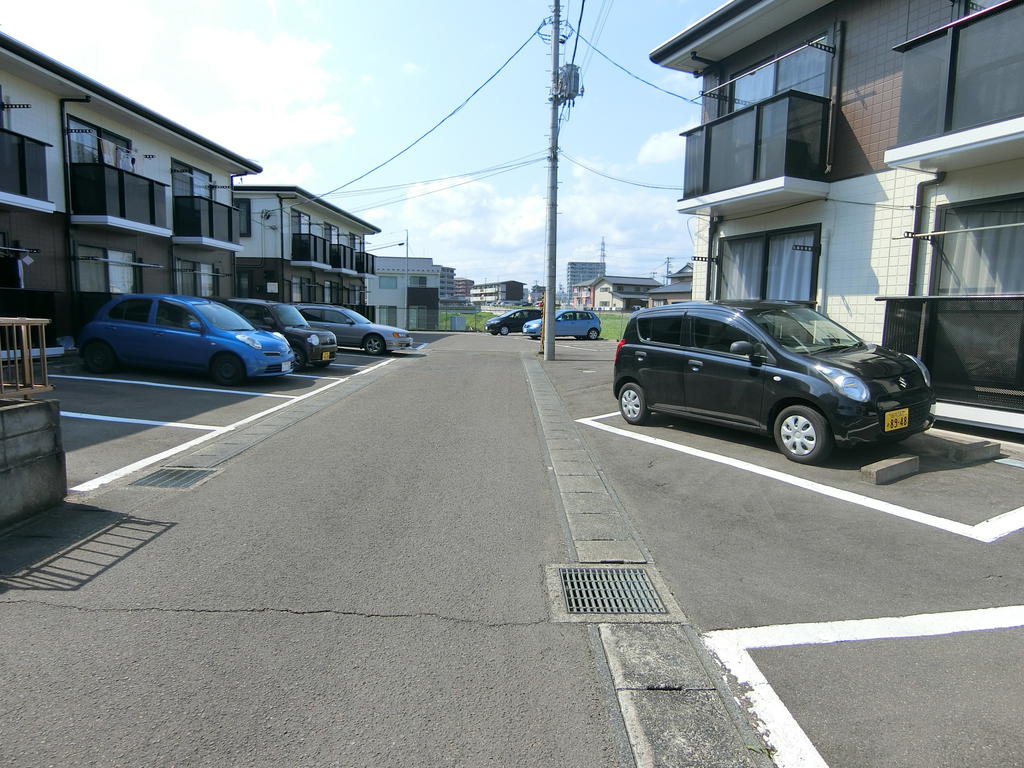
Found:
<box><xmin>276</xmin><ymin>24</ymin><xmax>543</xmax><ymax>216</ymax></box>
<box><xmin>574</xmin><ymin>29</ymin><xmax>698</xmax><ymax>103</ymax></box>
<box><xmin>559</xmin><ymin>150</ymin><xmax>683</xmax><ymax>191</ymax></box>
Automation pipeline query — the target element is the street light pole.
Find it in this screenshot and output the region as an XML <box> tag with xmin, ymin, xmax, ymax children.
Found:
<box><xmin>404</xmin><ymin>228</ymin><xmax>410</xmax><ymax>329</ymax></box>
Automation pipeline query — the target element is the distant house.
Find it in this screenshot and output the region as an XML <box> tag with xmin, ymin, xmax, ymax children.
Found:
<box><xmin>579</xmin><ymin>275</ymin><xmax>662</xmax><ymax>311</ymax></box>
<box><xmin>647</xmin><ymin>264</ymin><xmax>694</xmax><ymax>306</ymax></box>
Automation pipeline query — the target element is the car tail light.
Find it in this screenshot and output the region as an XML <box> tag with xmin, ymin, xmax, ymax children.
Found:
<box><xmin>614</xmin><ymin>338</ymin><xmax>626</xmax><ymax>363</ymax></box>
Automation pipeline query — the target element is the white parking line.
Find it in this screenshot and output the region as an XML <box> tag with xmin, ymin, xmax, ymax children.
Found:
<box><xmin>61</xmin><ymin>412</ymin><xmax>220</xmax><ymax>430</ymax></box>
<box><xmin>50</xmin><ymin>374</ymin><xmax>297</xmax><ymax>398</ymax></box>
<box><xmin>577</xmin><ymin>412</ymin><xmax>1024</xmax><ymax>543</ymax></box>
<box><xmin>704</xmin><ymin>606</ymin><xmax>1024</xmax><ymax>768</ymax></box>
<box><xmin>69</xmin><ymin>358</ymin><xmax>396</xmax><ymax>493</ymax></box>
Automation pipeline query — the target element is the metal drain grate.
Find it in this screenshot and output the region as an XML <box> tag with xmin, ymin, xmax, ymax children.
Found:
<box><xmin>131</xmin><ymin>468</ymin><xmax>216</xmax><ymax>488</ymax></box>
<box><xmin>559</xmin><ymin>567</ymin><xmax>666</xmax><ymax>614</ymax></box>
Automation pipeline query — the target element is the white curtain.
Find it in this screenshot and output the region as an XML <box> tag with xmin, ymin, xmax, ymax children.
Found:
<box><xmin>766</xmin><ymin>231</ymin><xmax>814</xmax><ymax>300</ymax></box>
<box><xmin>719</xmin><ymin>237</ymin><xmax>763</xmax><ymax>299</ymax></box>
<box><xmin>939</xmin><ymin>202</ymin><xmax>1024</xmax><ymax>294</ymax></box>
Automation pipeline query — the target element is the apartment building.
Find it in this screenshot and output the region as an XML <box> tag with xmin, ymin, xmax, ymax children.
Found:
<box><xmin>0</xmin><ymin>31</ymin><xmax>262</xmax><ymax>340</ymax></box>
<box><xmin>469</xmin><ymin>280</ymin><xmax>526</xmax><ymax>305</ymax></box>
<box><xmin>231</xmin><ymin>185</ymin><xmax>379</xmax><ymax>312</ymax></box>
<box><xmin>651</xmin><ymin>0</ymin><xmax>1023</xmax><ymax>427</ymax></box>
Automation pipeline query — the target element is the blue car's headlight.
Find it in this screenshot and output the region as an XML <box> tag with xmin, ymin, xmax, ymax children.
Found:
<box><xmin>815</xmin><ymin>364</ymin><xmax>870</xmax><ymax>402</ymax></box>
<box><xmin>236</xmin><ymin>333</ymin><xmax>263</xmax><ymax>350</ymax></box>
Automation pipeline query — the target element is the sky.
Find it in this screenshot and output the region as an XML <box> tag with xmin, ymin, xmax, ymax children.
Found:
<box><xmin>2</xmin><ymin>0</ymin><xmax>724</xmax><ymax>288</ymax></box>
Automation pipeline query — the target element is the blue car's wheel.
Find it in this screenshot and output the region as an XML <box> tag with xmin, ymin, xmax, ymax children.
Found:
<box><xmin>586</xmin><ymin>327</ymin><xmax>600</xmax><ymax>340</ymax></box>
<box><xmin>82</xmin><ymin>341</ymin><xmax>117</xmax><ymax>374</ymax></box>
<box><xmin>210</xmin><ymin>353</ymin><xmax>245</xmax><ymax>386</ymax></box>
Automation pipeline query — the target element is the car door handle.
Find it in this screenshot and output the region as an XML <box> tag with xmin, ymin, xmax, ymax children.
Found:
<box><xmin>688</xmin><ymin>359</ymin><xmax>703</xmax><ymax>370</ymax></box>
<box><xmin>635</xmin><ymin>352</ymin><xmax>646</xmax><ymax>361</ymax></box>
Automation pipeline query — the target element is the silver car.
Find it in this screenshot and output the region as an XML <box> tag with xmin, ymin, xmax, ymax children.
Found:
<box><xmin>294</xmin><ymin>304</ymin><xmax>414</xmax><ymax>356</ymax></box>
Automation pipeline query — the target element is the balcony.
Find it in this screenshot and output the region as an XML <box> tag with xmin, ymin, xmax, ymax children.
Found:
<box><xmin>885</xmin><ymin>2</ymin><xmax>1024</xmax><ymax>171</ymax></box>
<box><xmin>172</xmin><ymin>196</ymin><xmax>242</xmax><ymax>251</ymax></box>
<box><xmin>69</xmin><ymin>163</ymin><xmax>170</xmax><ymax>236</ymax></box>
<box><xmin>0</xmin><ymin>128</ymin><xmax>53</xmax><ymax>213</ymax></box>
<box><xmin>354</xmin><ymin>251</ymin><xmax>375</xmax><ymax>275</ymax></box>
<box><xmin>330</xmin><ymin>243</ymin><xmax>356</xmax><ymax>273</ymax></box>
<box><xmin>680</xmin><ymin>90</ymin><xmax>830</xmax><ymax>215</ymax></box>
<box><xmin>291</xmin><ymin>233</ymin><xmax>331</xmax><ymax>270</ymax></box>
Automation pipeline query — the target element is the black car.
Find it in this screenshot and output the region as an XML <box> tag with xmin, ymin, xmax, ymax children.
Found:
<box><xmin>222</xmin><ymin>298</ymin><xmax>337</xmax><ymax>370</ymax></box>
<box><xmin>485</xmin><ymin>308</ymin><xmax>542</xmax><ymax>336</ymax></box>
<box><xmin>613</xmin><ymin>301</ymin><xmax>935</xmax><ymax>464</ymax></box>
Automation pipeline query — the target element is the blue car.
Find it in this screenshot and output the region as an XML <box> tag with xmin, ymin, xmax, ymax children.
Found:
<box><xmin>78</xmin><ymin>294</ymin><xmax>295</xmax><ymax>386</ymax></box>
<box><xmin>522</xmin><ymin>309</ymin><xmax>602</xmax><ymax>340</ymax></box>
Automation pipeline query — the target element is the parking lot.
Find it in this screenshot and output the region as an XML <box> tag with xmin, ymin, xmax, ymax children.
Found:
<box><xmin>530</xmin><ymin>332</ymin><xmax>1024</xmax><ymax>768</ymax></box>
<box><xmin>44</xmin><ymin>344</ymin><xmax>428</xmax><ymax>492</ymax></box>
<box><xmin>17</xmin><ymin>330</ymin><xmax>1024</xmax><ymax>767</ymax></box>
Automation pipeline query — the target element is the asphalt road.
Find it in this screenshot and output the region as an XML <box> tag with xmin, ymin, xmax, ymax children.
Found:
<box><xmin>2</xmin><ymin>332</ymin><xmax>1022</xmax><ymax>767</ymax></box>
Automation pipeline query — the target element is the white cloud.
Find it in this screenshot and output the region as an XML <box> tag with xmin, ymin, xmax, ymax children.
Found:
<box><xmin>402</xmin><ymin>62</ymin><xmax>422</xmax><ymax>75</ymax></box>
<box><xmin>637</xmin><ymin>128</ymin><xmax>688</xmax><ymax>165</ymax></box>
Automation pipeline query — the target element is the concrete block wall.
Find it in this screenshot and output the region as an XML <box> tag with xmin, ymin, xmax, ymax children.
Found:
<box><xmin>0</xmin><ymin>398</ymin><xmax>67</xmax><ymax>528</ymax></box>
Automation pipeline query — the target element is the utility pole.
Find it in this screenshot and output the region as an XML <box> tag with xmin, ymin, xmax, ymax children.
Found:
<box><xmin>542</xmin><ymin>1</ymin><xmax>581</xmax><ymax>361</ymax></box>
<box><xmin>543</xmin><ymin>0</ymin><xmax>561</xmax><ymax>361</ymax></box>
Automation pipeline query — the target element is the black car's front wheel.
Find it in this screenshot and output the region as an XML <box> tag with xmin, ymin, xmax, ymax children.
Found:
<box><xmin>498</xmin><ymin>326</ymin><xmax>510</xmax><ymax>336</ymax></box>
<box><xmin>291</xmin><ymin>346</ymin><xmax>308</xmax><ymax>370</ymax></box>
<box><xmin>618</xmin><ymin>383</ymin><xmax>650</xmax><ymax>426</ymax></box>
<box><xmin>773</xmin><ymin>405</ymin><xmax>834</xmax><ymax>464</ymax></box>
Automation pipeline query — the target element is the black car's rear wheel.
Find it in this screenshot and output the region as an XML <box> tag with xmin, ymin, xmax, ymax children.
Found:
<box><xmin>618</xmin><ymin>383</ymin><xmax>650</xmax><ymax>426</ymax></box>
<box><xmin>774</xmin><ymin>405</ymin><xmax>834</xmax><ymax>464</ymax></box>
<box><xmin>82</xmin><ymin>341</ymin><xmax>117</xmax><ymax>374</ymax></box>
<box><xmin>210</xmin><ymin>353</ymin><xmax>245</xmax><ymax>386</ymax></box>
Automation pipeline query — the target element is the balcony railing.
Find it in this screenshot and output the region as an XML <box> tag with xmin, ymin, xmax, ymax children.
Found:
<box><xmin>682</xmin><ymin>90</ymin><xmax>829</xmax><ymax>199</ymax></box>
<box><xmin>70</xmin><ymin>163</ymin><xmax>167</xmax><ymax>228</ymax></box>
<box><xmin>292</xmin><ymin>233</ymin><xmax>329</xmax><ymax>266</ymax></box>
<box><xmin>330</xmin><ymin>243</ymin><xmax>355</xmax><ymax>271</ymax></box>
<box><xmin>173</xmin><ymin>196</ymin><xmax>240</xmax><ymax>244</ymax></box>
<box><xmin>0</xmin><ymin>128</ymin><xmax>49</xmax><ymax>202</ymax></box>
<box><xmin>355</xmin><ymin>251</ymin><xmax>375</xmax><ymax>275</ymax></box>
<box><xmin>0</xmin><ymin>317</ymin><xmax>53</xmax><ymax>399</ymax></box>
<box><xmin>879</xmin><ymin>295</ymin><xmax>1024</xmax><ymax>412</ymax></box>
<box><xmin>895</xmin><ymin>1</ymin><xmax>1024</xmax><ymax>146</ymax></box>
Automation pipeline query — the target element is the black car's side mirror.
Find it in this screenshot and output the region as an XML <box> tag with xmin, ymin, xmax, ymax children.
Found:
<box><xmin>730</xmin><ymin>340</ymin><xmax>755</xmax><ymax>357</ymax></box>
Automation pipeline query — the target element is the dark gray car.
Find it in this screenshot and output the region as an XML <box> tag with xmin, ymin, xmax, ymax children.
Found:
<box><xmin>294</xmin><ymin>304</ymin><xmax>413</xmax><ymax>356</ymax></box>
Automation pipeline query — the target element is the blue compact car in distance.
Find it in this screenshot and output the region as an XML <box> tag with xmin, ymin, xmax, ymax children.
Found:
<box><xmin>522</xmin><ymin>309</ymin><xmax>602</xmax><ymax>340</ymax></box>
<box><xmin>78</xmin><ymin>294</ymin><xmax>295</xmax><ymax>386</ymax></box>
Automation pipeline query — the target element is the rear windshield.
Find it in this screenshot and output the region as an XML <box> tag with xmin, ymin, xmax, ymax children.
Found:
<box><xmin>748</xmin><ymin>307</ymin><xmax>863</xmax><ymax>353</ymax></box>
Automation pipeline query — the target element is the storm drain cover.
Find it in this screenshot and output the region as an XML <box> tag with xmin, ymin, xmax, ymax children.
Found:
<box><xmin>131</xmin><ymin>468</ymin><xmax>216</xmax><ymax>488</ymax></box>
<box><xmin>559</xmin><ymin>567</ymin><xmax>666</xmax><ymax>614</ymax></box>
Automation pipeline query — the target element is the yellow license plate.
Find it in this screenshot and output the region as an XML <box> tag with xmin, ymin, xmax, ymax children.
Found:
<box><xmin>321</xmin><ymin>352</ymin><xmax>330</xmax><ymax>361</ymax></box>
<box><xmin>884</xmin><ymin>408</ymin><xmax>909</xmax><ymax>432</ymax></box>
